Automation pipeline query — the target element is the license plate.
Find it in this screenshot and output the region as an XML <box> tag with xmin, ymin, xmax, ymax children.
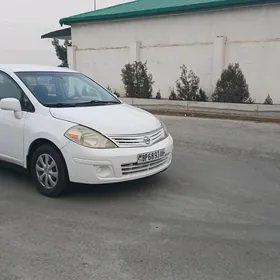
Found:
<box><xmin>137</xmin><ymin>149</ymin><xmax>165</xmax><ymax>164</ymax></box>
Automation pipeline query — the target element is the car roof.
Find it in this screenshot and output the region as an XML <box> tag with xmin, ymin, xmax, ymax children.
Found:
<box><xmin>0</xmin><ymin>64</ymin><xmax>77</xmax><ymax>73</ymax></box>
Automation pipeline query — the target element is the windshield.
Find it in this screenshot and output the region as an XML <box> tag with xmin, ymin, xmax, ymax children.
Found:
<box><xmin>15</xmin><ymin>71</ymin><xmax>120</xmax><ymax>107</ymax></box>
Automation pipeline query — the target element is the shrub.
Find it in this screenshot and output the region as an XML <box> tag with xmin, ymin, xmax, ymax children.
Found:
<box><xmin>121</xmin><ymin>63</ymin><xmax>134</xmax><ymax>97</ymax></box>
<box><xmin>113</xmin><ymin>90</ymin><xmax>120</xmax><ymax>98</ymax></box>
<box><xmin>245</xmin><ymin>97</ymin><xmax>255</xmax><ymax>104</ymax></box>
<box><xmin>264</xmin><ymin>94</ymin><xmax>273</xmax><ymax>105</ymax></box>
<box><xmin>212</xmin><ymin>63</ymin><xmax>250</xmax><ymax>103</ymax></box>
<box><xmin>121</xmin><ymin>61</ymin><xmax>154</xmax><ymax>98</ymax></box>
<box><xmin>106</xmin><ymin>86</ymin><xmax>120</xmax><ymax>97</ymax></box>
<box><xmin>196</xmin><ymin>88</ymin><xmax>208</xmax><ymax>102</ymax></box>
<box><xmin>176</xmin><ymin>64</ymin><xmax>200</xmax><ymax>101</ymax></box>
<box><xmin>169</xmin><ymin>88</ymin><xmax>177</xmax><ymax>100</ymax></box>
<box><xmin>156</xmin><ymin>90</ymin><xmax>162</xmax><ymax>99</ymax></box>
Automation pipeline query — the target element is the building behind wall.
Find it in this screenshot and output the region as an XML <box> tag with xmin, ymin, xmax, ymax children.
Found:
<box><xmin>59</xmin><ymin>0</ymin><xmax>280</xmax><ymax>103</ymax></box>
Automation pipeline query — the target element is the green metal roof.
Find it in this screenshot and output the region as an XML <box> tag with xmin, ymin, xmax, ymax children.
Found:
<box><xmin>60</xmin><ymin>0</ymin><xmax>279</xmax><ymax>26</ymax></box>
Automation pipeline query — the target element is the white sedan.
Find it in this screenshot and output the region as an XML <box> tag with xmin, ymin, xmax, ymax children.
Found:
<box><xmin>0</xmin><ymin>64</ymin><xmax>173</xmax><ymax>197</ymax></box>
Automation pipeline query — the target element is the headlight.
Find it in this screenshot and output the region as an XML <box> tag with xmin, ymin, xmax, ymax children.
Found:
<box><xmin>65</xmin><ymin>125</ymin><xmax>117</xmax><ymax>149</ymax></box>
<box><xmin>161</xmin><ymin>121</ymin><xmax>169</xmax><ymax>139</ymax></box>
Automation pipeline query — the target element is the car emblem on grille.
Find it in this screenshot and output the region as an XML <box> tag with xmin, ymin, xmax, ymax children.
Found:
<box><xmin>143</xmin><ymin>136</ymin><xmax>151</xmax><ymax>145</ymax></box>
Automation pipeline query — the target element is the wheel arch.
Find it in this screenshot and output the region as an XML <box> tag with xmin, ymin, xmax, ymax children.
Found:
<box><xmin>26</xmin><ymin>138</ymin><xmax>68</xmax><ymax>177</ymax></box>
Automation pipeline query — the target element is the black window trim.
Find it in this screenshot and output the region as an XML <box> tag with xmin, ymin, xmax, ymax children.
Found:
<box><xmin>0</xmin><ymin>70</ymin><xmax>35</xmax><ymax>113</ymax></box>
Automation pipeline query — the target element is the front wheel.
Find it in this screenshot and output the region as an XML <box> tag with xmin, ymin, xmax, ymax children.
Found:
<box><xmin>30</xmin><ymin>145</ymin><xmax>69</xmax><ymax>197</ymax></box>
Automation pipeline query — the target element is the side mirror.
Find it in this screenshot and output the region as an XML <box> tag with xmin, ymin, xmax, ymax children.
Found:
<box><xmin>0</xmin><ymin>98</ymin><xmax>23</xmax><ymax>119</ymax></box>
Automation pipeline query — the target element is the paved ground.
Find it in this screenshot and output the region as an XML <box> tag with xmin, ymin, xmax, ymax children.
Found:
<box><xmin>1</xmin><ymin>116</ymin><xmax>280</xmax><ymax>280</ymax></box>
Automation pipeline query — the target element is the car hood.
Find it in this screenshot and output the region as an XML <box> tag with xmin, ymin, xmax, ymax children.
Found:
<box><xmin>50</xmin><ymin>103</ymin><xmax>161</xmax><ymax>135</ymax></box>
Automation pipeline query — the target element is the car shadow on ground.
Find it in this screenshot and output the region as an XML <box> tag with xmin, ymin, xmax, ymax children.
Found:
<box><xmin>0</xmin><ymin>162</ymin><xmax>168</xmax><ymax>200</ymax></box>
<box><xmin>68</xmin><ymin>175</ymin><xmax>164</xmax><ymax>200</ymax></box>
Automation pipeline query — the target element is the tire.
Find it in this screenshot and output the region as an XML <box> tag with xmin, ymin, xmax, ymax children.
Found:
<box><xmin>30</xmin><ymin>144</ymin><xmax>69</xmax><ymax>197</ymax></box>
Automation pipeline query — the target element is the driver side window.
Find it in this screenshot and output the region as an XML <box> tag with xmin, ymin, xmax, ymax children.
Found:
<box><xmin>0</xmin><ymin>71</ymin><xmax>34</xmax><ymax>112</ymax></box>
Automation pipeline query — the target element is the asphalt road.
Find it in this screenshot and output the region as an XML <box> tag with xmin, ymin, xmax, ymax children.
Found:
<box><xmin>1</xmin><ymin>116</ymin><xmax>280</xmax><ymax>280</ymax></box>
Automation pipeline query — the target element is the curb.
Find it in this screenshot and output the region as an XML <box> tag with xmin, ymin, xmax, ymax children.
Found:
<box><xmin>120</xmin><ymin>97</ymin><xmax>280</xmax><ymax>123</ymax></box>
<box><xmin>144</xmin><ymin>109</ymin><xmax>280</xmax><ymax>124</ymax></box>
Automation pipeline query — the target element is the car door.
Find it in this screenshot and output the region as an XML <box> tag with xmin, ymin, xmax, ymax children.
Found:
<box><xmin>0</xmin><ymin>71</ymin><xmax>32</xmax><ymax>166</ymax></box>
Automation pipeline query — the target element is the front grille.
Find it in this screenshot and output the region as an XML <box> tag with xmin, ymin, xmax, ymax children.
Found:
<box><xmin>108</xmin><ymin>127</ymin><xmax>164</xmax><ymax>148</ymax></box>
<box><xmin>121</xmin><ymin>154</ymin><xmax>169</xmax><ymax>176</ymax></box>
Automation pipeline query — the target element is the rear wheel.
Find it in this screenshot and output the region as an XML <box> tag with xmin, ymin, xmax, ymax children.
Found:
<box><xmin>30</xmin><ymin>145</ymin><xmax>69</xmax><ymax>197</ymax></box>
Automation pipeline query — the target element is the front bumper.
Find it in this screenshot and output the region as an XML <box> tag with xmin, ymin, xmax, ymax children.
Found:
<box><xmin>61</xmin><ymin>135</ymin><xmax>173</xmax><ymax>184</ymax></box>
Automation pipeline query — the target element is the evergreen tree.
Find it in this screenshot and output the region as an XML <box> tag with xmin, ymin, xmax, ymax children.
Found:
<box><xmin>169</xmin><ymin>88</ymin><xmax>177</xmax><ymax>100</ymax></box>
<box><xmin>156</xmin><ymin>90</ymin><xmax>162</xmax><ymax>99</ymax></box>
<box><xmin>196</xmin><ymin>88</ymin><xmax>208</xmax><ymax>102</ymax></box>
<box><xmin>121</xmin><ymin>61</ymin><xmax>154</xmax><ymax>98</ymax></box>
<box><xmin>52</xmin><ymin>39</ymin><xmax>72</xmax><ymax>67</ymax></box>
<box><xmin>176</xmin><ymin>65</ymin><xmax>200</xmax><ymax>101</ymax></box>
<box><xmin>264</xmin><ymin>94</ymin><xmax>273</xmax><ymax>105</ymax></box>
<box><xmin>212</xmin><ymin>63</ymin><xmax>250</xmax><ymax>103</ymax></box>
<box><xmin>121</xmin><ymin>63</ymin><xmax>135</xmax><ymax>97</ymax></box>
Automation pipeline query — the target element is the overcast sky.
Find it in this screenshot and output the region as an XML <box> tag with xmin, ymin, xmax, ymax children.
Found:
<box><xmin>0</xmin><ymin>0</ymin><xmax>131</xmax><ymax>65</ymax></box>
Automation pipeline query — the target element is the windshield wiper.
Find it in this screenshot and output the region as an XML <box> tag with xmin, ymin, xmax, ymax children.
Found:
<box><xmin>44</xmin><ymin>100</ymin><xmax>120</xmax><ymax>108</ymax></box>
<box><xmin>74</xmin><ymin>100</ymin><xmax>120</xmax><ymax>107</ymax></box>
<box><xmin>44</xmin><ymin>103</ymin><xmax>77</xmax><ymax>108</ymax></box>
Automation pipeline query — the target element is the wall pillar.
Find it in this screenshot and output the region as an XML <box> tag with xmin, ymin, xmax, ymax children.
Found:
<box><xmin>130</xmin><ymin>41</ymin><xmax>141</xmax><ymax>62</ymax></box>
<box><xmin>211</xmin><ymin>36</ymin><xmax>227</xmax><ymax>91</ymax></box>
<box><xmin>67</xmin><ymin>45</ymin><xmax>77</xmax><ymax>70</ymax></box>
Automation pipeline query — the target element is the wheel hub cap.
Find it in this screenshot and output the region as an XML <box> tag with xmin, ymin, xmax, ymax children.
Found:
<box><xmin>36</xmin><ymin>154</ymin><xmax>59</xmax><ymax>190</ymax></box>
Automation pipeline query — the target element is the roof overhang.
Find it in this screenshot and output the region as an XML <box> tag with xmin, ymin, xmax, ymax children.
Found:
<box><xmin>41</xmin><ymin>28</ymin><xmax>71</xmax><ymax>40</ymax></box>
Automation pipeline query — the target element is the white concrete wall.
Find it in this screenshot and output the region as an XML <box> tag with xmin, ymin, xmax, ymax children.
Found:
<box><xmin>70</xmin><ymin>3</ymin><xmax>280</xmax><ymax>103</ymax></box>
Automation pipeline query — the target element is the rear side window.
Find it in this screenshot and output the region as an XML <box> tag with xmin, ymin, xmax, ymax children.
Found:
<box><xmin>0</xmin><ymin>71</ymin><xmax>23</xmax><ymax>100</ymax></box>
